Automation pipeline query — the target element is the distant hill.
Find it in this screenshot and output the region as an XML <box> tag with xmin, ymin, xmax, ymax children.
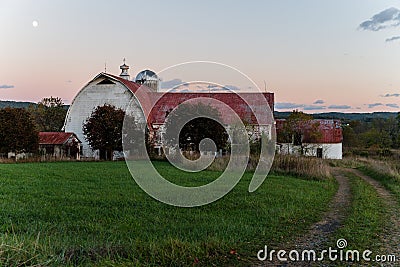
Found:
<box><xmin>0</xmin><ymin>100</ymin><xmax>36</xmax><ymax>109</ymax></box>
<box><xmin>0</xmin><ymin>100</ymin><xmax>69</xmax><ymax>110</ymax></box>
<box><xmin>274</xmin><ymin>111</ymin><xmax>398</xmax><ymax>122</ymax></box>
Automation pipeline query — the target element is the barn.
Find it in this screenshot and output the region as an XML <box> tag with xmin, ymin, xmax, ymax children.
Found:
<box><xmin>63</xmin><ymin>63</ymin><xmax>144</xmax><ymax>158</ymax></box>
<box><xmin>64</xmin><ymin>60</ymin><xmax>342</xmax><ymax>159</ymax></box>
<box><xmin>275</xmin><ymin>119</ymin><xmax>343</xmax><ymax>159</ymax></box>
<box><xmin>64</xmin><ymin>61</ymin><xmax>274</xmax><ymax>158</ymax></box>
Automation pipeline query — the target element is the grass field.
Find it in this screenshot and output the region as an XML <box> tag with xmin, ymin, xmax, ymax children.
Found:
<box><xmin>0</xmin><ymin>161</ymin><xmax>336</xmax><ymax>266</ymax></box>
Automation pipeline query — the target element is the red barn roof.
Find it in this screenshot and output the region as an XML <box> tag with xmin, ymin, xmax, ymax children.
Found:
<box><xmin>148</xmin><ymin>92</ymin><xmax>274</xmax><ymax>126</ymax></box>
<box><xmin>97</xmin><ymin>73</ymin><xmax>275</xmax><ymax>126</ymax></box>
<box><xmin>276</xmin><ymin>119</ymin><xmax>342</xmax><ymax>144</ymax></box>
<box><xmin>39</xmin><ymin>132</ymin><xmax>81</xmax><ymax>145</ymax></box>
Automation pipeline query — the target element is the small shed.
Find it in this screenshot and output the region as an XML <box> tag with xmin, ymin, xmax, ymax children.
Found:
<box><xmin>275</xmin><ymin>119</ymin><xmax>343</xmax><ymax>159</ymax></box>
<box><xmin>39</xmin><ymin>132</ymin><xmax>81</xmax><ymax>160</ymax></box>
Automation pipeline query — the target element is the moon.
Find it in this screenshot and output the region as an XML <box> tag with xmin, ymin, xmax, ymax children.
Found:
<box><xmin>32</xmin><ymin>20</ymin><xmax>39</xmax><ymax>28</ymax></box>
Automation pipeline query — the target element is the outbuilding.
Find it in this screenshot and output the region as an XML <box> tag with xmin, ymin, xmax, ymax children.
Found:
<box><xmin>39</xmin><ymin>132</ymin><xmax>81</xmax><ymax>160</ymax></box>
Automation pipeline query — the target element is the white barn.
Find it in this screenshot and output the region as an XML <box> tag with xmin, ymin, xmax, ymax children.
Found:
<box><xmin>63</xmin><ymin>62</ymin><xmax>145</xmax><ymax>158</ymax></box>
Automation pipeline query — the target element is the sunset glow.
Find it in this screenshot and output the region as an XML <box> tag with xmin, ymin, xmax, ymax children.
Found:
<box><xmin>1</xmin><ymin>0</ymin><xmax>399</xmax><ymax>112</ymax></box>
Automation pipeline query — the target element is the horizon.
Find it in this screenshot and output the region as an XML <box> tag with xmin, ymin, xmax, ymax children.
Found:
<box><xmin>1</xmin><ymin>1</ymin><xmax>400</xmax><ymax>112</ymax></box>
<box><xmin>1</xmin><ymin>99</ymin><xmax>399</xmax><ymax>116</ymax></box>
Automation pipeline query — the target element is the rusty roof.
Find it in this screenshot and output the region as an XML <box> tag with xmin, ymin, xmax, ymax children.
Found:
<box><xmin>39</xmin><ymin>132</ymin><xmax>81</xmax><ymax>145</ymax></box>
<box><xmin>276</xmin><ymin>119</ymin><xmax>343</xmax><ymax>144</ymax></box>
<box><xmin>148</xmin><ymin>92</ymin><xmax>275</xmax><ymax>125</ymax></box>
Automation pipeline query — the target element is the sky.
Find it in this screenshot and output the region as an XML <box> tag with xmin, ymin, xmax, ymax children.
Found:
<box><xmin>1</xmin><ymin>0</ymin><xmax>400</xmax><ymax>113</ymax></box>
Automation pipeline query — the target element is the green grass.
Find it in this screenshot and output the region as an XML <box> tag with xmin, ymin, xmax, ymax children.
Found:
<box><xmin>0</xmin><ymin>161</ymin><xmax>337</xmax><ymax>266</ymax></box>
<box><xmin>332</xmin><ymin>172</ymin><xmax>386</xmax><ymax>254</ymax></box>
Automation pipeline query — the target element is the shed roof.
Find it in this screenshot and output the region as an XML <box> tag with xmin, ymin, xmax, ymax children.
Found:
<box><xmin>39</xmin><ymin>132</ymin><xmax>81</xmax><ymax>145</ymax></box>
<box><xmin>276</xmin><ymin>119</ymin><xmax>343</xmax><ymax>144</ymax></box>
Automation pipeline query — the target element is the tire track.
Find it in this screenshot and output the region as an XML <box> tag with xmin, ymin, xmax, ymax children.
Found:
<box><xmin>347</xmin><ymin>169</ymin><xmax>400</xmax><ymax>266</ymax></box>
<box><xmin>255</xmin><ymin>169</ymin><xmax>351</xmax><ymax>267</ymax></box>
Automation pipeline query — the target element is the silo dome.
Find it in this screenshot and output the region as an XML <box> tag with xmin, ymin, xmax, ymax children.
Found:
<box><xmin>135</xmin><ymin>69</ymin><xmax>159</xmax><ymax>91</ymax></box>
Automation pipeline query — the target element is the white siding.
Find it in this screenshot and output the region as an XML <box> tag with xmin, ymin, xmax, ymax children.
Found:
<box><xmin>64</xmin><ymin>77</ymin><xmax>143</xmax><ymax>157</ymax></box>
<box><xmin>321</xmin><ymin>143</ymin><xmax>342</xmax><ymax>159</ymax></box>
<box><xmin>276</xmin><ymin>143</ymin><xmax>342</xmax><ymax>159</ymax></box>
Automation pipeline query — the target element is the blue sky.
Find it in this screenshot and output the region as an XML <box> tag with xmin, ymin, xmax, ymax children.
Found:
<box><xmin>1</xmin><ymin>0</ymin><xmax>400</xmax><ymax>112</ymax></box>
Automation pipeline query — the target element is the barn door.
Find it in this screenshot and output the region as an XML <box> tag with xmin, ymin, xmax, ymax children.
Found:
<box><xmin>317</xmin><ymin>148</ymin><xmax>323</xmax><ymax>158</ymax></box>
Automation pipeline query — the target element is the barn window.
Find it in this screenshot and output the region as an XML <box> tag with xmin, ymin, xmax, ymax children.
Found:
<box><xmin>97</xmin><ymin>79</ymin><xmax>116</xmax><ymax>85</ymax></box>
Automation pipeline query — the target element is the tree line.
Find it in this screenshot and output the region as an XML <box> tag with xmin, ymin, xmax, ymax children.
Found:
<box><xmin>342</xmin><ymin>113</ymin><xmax>400</xmax><ymax>156</ymax></box>
<box><xmin>0</xmin><ymin>97</ymin><xmax>67</xmax><ymax>155</ymax></box>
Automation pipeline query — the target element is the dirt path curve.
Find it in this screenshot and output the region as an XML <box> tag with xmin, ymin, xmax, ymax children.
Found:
<box><xmin>255</xmin><ymin>168</ymin><xmax>352</xmax><ymax>267</ymax></box>
<box><xmin>347</xmin><ymin>169</ymin><xmax>400</xmax><ymax>266</ymax></box>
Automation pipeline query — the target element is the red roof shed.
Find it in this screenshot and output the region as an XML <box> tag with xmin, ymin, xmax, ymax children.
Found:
<box><xmin>39</xmin><ymin>132</ymin><xmax>81</xmax><ymax>145</ymax></box>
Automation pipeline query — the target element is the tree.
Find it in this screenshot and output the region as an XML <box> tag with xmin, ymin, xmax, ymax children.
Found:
<box><xmin>342</xmin><ymin>124</ymin><xmax>360</xmax><ymax>147</ymax></box>
<box><xmin>0</xmin><ymin>108</ymin><xmax>39</xmax><ymax>154</ymax></box>
<box><xmin>83</xmin><ymin>104</ymin><xmax>125</xmax><ymax>160</ymax></box>
<box><xmin>360</xmin><ymin>128</ymin><xmax>392</xmax><ymax>149</ymax></box>
<box><xmin>393</xmin><ymin>113</ymin><xmax>400</xmax><ymax>148</ymax></box>
<box><xmin>277</xmin><ymin>110</ymin><xmax>321</xmax><ymax>155</ymax></box>
<box><xmin>278</xmin><ymin>110</ymin><xmax>320</xmax><ymax>144</ymax></box>
<box><xmin>122</xmin><ymin>114</ymin><xmax>147</xmax><ymax>158</ymax></box>
<box><xmin>163</xmin><ymin>103</ymin><xmax>228</xmax><ymax>153</ymax></box>
<box><xmin>29</xmin><ymin>96</ymin><xmax>67</xmax><ymax>132</ymax></box>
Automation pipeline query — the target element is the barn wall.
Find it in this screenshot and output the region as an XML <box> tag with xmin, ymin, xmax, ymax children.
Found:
<box><xmin>64</xmin><ymin>78</ymin><xmax>143</xmax><ymax>157</ymax></box>
<box><xmin>276</xmin><ymin>143</ymin><xmax>342</xmax><ymax>159</ymax></box>
<box><xmin>321</xmin><ymin>143</ymin><xmax>342</xmax><ymax>159</ymax></box>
